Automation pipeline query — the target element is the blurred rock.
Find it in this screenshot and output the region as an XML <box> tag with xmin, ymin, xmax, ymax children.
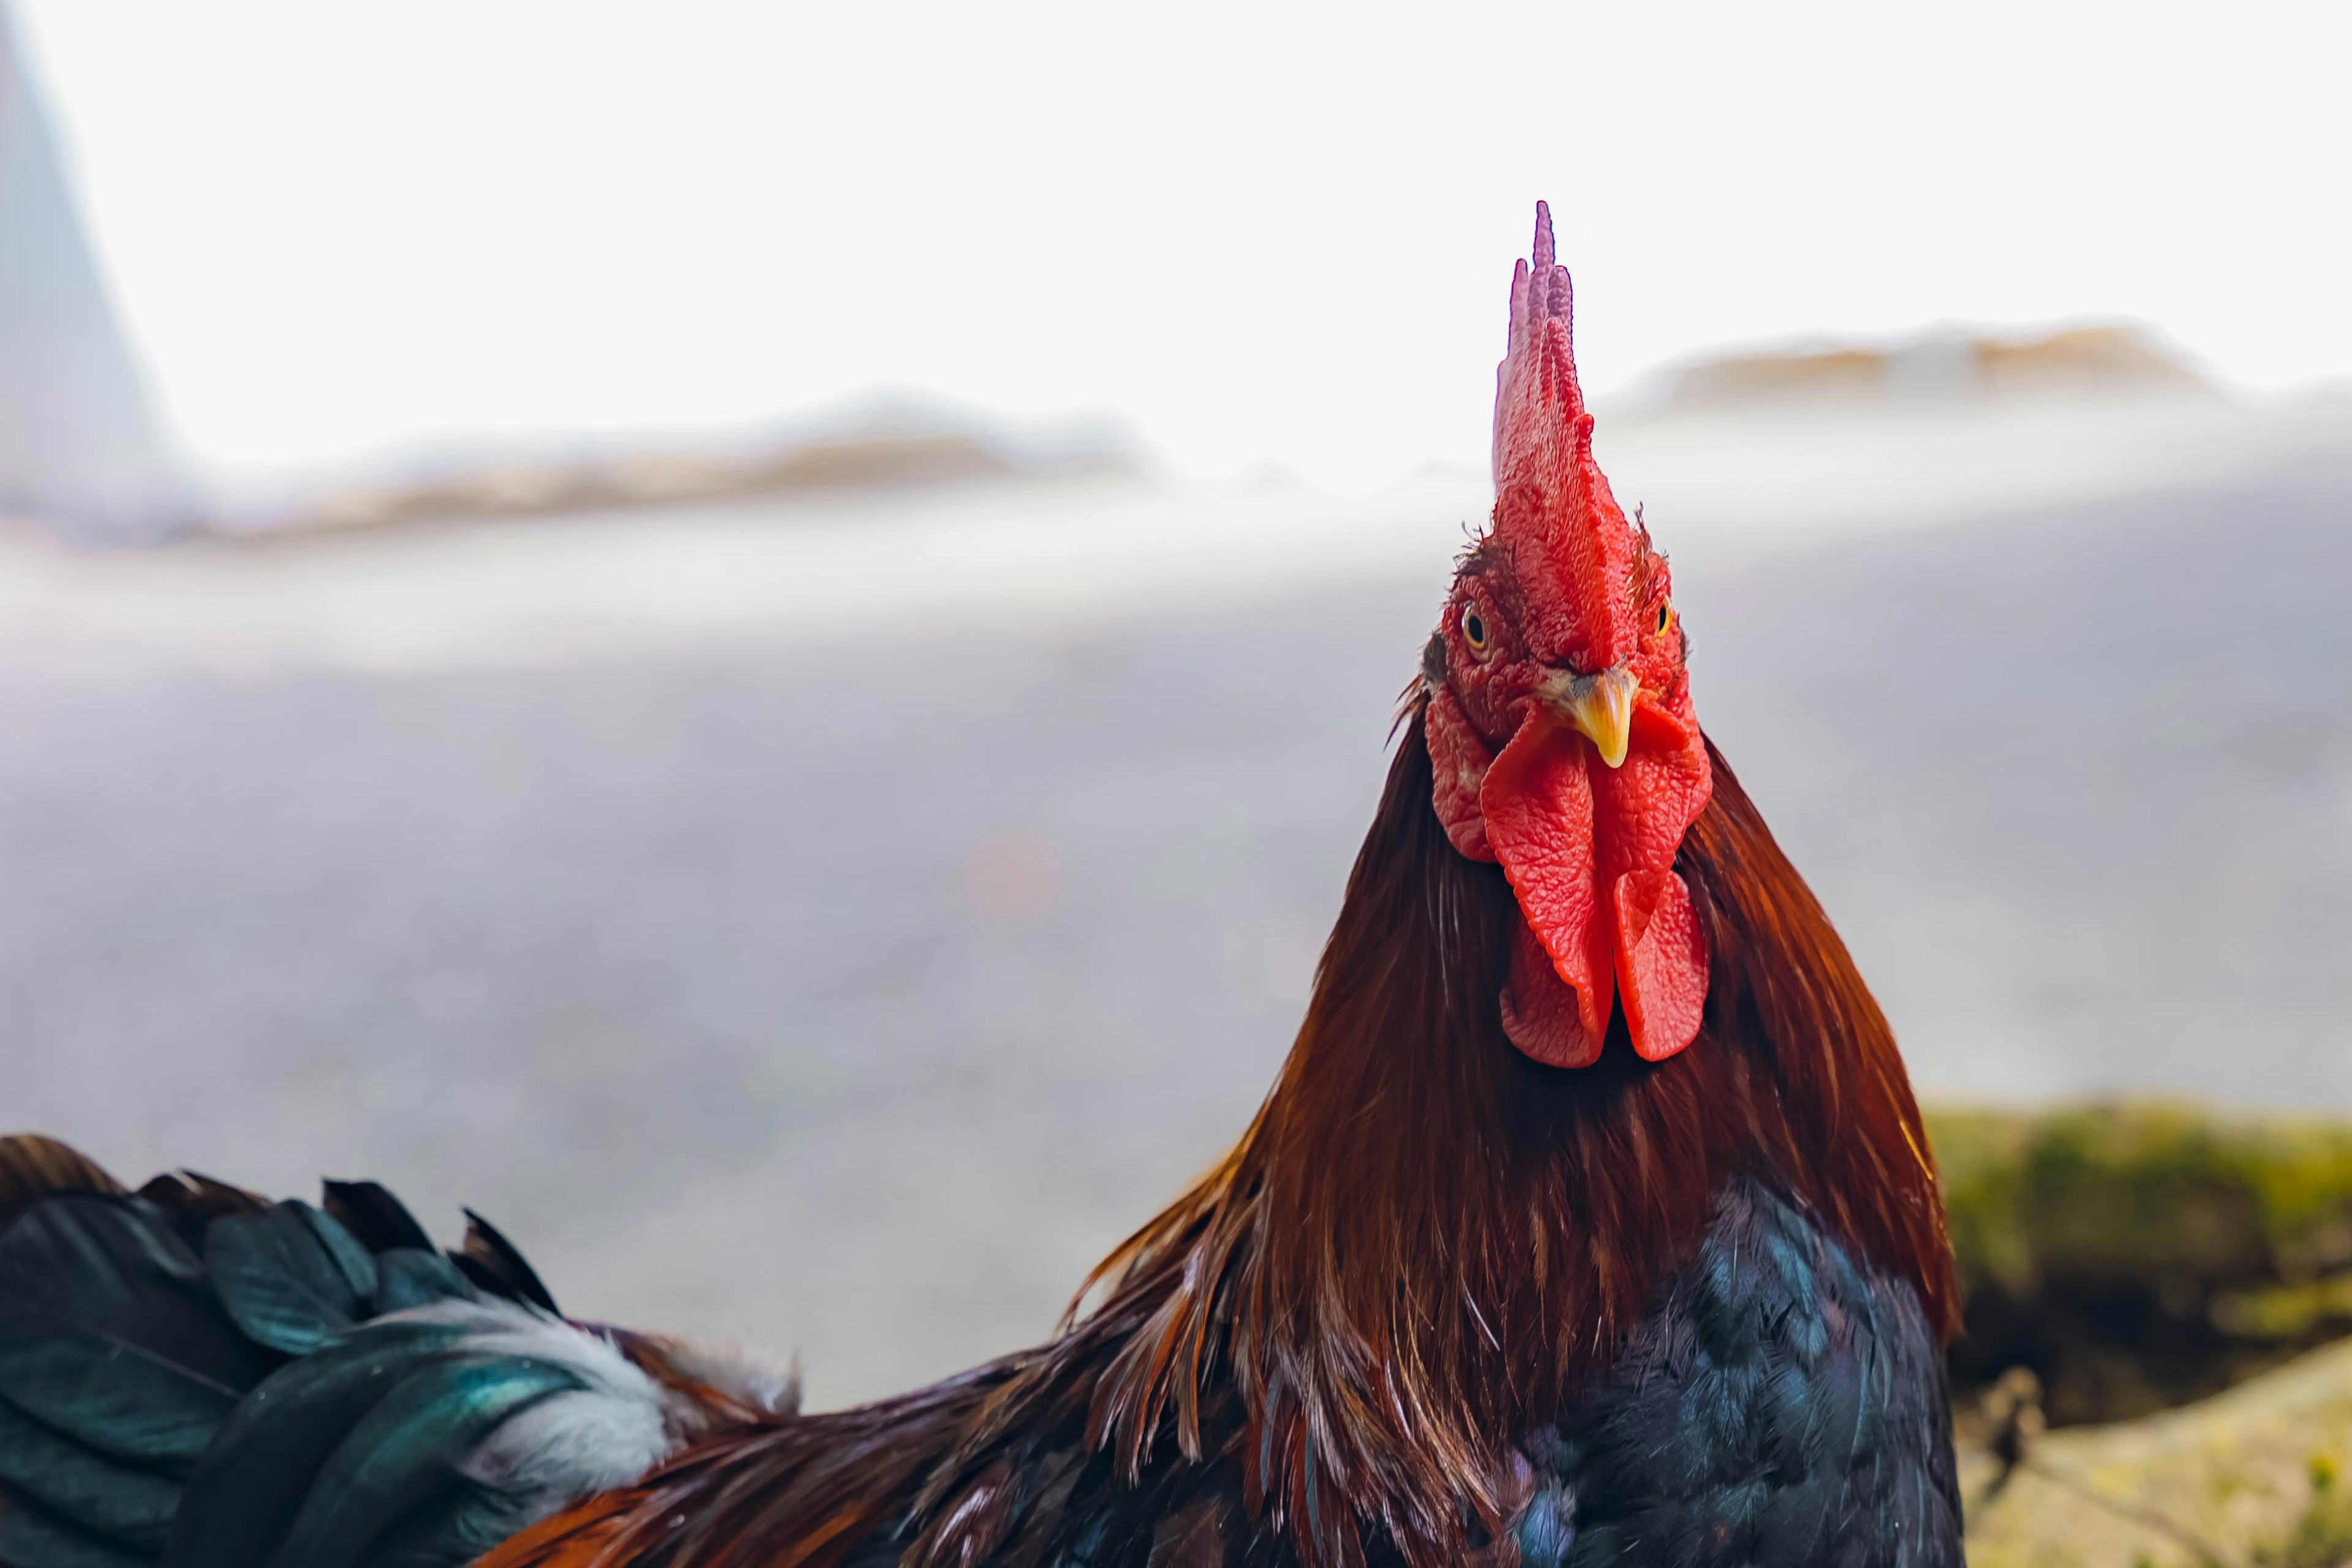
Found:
<box><xmin>1962</xmin><ymin>1336</ymin><xmax>2352</xmax><ymax>1567</ymax></box>
<box><xmin>1651</xmin><ymin>322</ymin><xmax>2212</xmax><ymax>414</ymax></box>
<box><xmin>244</xmin><ymin>400</ymin><xmax>1142</xmax><ymax>537</ymax></box>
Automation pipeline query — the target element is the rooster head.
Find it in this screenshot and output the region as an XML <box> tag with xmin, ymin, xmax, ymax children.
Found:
<box><xmin>1421</xmin><ymin>202</ymin><xmax>1713</xmax><ymax>1070</ymax></box>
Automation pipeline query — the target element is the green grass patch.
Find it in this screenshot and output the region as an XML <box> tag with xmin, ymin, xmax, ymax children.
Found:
<box><xmin>1928</xmin><ymin>1104</ymin><xmax>2352</xmax><ymax>1424</ymax></box>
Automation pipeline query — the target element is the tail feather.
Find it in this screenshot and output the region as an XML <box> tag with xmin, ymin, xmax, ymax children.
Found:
<box><xmin>168</xmin><ymin>1308</ymin><xmax>657</xmax><ymax>1568</ymax></box>
<box><xmin>318</xmin><ymin>1183</ymin><xmax>434</xmax><ymax>1257</ymax></box>
<box><xmin>0</xmin><ymin>1496</ymin><xmax>143</xmax><ymax>1568</ymax></box>
<box><xmin>0</xmin><ymin>1139</ymin><xmax>700</xmax><ymax>1568</ymax></box>
<box><xmin>132</xmin><ymin>1178</ymin><xmax>265</xmax><ymax>1238</ymax></box>
<box><xmin>204</xmin><ymin>1202</ymin><xmax>382</xmax><ymax>1357</ymax></box>
<box><xmin>450</xmin><ymin>1213</ymin><xmax>556</xmax><ymax>1316</ymax></box>
<box><xmin>157</xmin><ymin>1322</ymin><xmax>458</xmax><ymax>1568</ymax></box>
<box><xmin>0</xmin><ymin>1196</ymin><xmax>273</xmax><ymax>1469</ymax></box>
<box><xmin>372</xmin><ymin>1252</ymin><xmax>480</xmax><ymax>1316</ymax></box>
<box><xmin>0</xmin><ymin>1396</ymin><xmax>178</xmax><ymax>1552</ymax></box>
<box><xmin>262</xmin><ymin>1349</ymin><xmax>583</xmax><ymax>1568</ymax></box>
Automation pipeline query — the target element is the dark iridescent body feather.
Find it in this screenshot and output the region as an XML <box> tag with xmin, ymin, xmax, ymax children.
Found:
<box><xmin>890</xmin><ymin>1178</ymin><xmax>1965</xmax><ymax>1568</ymax></box>
<box><xmin>1531</xmin><ymin>1178</ymin><xmax>1961</xmax><ymax>1568</ymax></box>
<box><xmin>756</xmin><ymin>1177</ymin><xmax>1965</xmax><ymax>1568</ymax></box>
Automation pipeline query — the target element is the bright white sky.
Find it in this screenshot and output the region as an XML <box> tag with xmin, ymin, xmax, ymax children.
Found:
<box><xmin>18</xmin><ymin>1</ymin><xmax>2352</xmax><ymax>491</ymax></box>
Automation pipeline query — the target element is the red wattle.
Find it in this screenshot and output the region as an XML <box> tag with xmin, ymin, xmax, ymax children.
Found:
<box><xmin>1479</xmin><ymin>722</ymin><xmax>1612</xmax><ymax>1048</ymax></box>
<box><xmin>1613</xmin><ymin>868</ymin><xmax>1709</xmax><ymax>1061</ymax></box>
<box><xmin>1501</xmin><ymin>918</ymin><xmax>1604</xmax><ymax>1068</ymax></box>
<box><xmin>1452</xmin><ymin>703</ymin><xmax>1713</xmax><ymax>1068</ymax></box>
<box><xmin>1585</xmin><ymin>706</ymin><xmax>1712</xmax><ymax>1061</ymax></box>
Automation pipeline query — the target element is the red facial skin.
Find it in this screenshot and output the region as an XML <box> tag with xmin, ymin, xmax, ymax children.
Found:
<box><xmin>1423</xmin><ymin>204</ymin><xmax>1713</xmax><ymax>1069</ymax></box>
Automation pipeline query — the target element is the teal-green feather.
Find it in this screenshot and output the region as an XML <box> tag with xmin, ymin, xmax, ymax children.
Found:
<box><xmin>369</xmin><ymin>1253</ymin><xmax>477</xmax><ymax>1315</ymax></box>
<box><xmin>0</xmin><ymin>1498</ymin><xmax>145</xmax><ymax>1568</ymax></box>
<box><xmin>0</xmin><ymin>1198</ymin><xmax>275</xmax><ymax>1472</ymax></box>
<box><xmin>158</xmin><ymin>1321</ymin><xmax>479</xmax><ymax>1568</ymax></box>
<box><xmin>257</xmin><ymin>1352</ymin><xmax>584</xmax><ymax>1568</ymax></box>
<box><xmin>205</xmin><ymin>1205</ymin><xmax>379</xmax><ymax>1357</ymax></box>
<box><xmin>0</xmin><ymin>1401</ymin><xmax>177</xmax><ymax>1553</ymax></box>
<box><xmin>0</xmin><ymin>1149</ymin><xmax>598</xmax><ymax>1568</ymax></box>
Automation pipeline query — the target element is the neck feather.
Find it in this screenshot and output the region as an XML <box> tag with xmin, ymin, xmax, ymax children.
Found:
<box><xmin>1031</xmin><ymin>704</ymin><xmax>1954</xmax><ymax>1568</ymax></box>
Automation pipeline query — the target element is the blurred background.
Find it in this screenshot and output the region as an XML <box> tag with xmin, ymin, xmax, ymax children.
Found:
<box><xmin>6</xmin><ymin>5</ymin><xmax>2352</xmax><ymax>1552</ymax></box>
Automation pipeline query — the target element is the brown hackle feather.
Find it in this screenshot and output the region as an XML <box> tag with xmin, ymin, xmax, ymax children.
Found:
<box><xmin>0</xmin><ymin>1134</ymin><xmax>124</xmax><ymax>1230</ymax></box>
<box><xmin>137</xmin><ymin>1168</ymin><xmax>270</xmax><ymax>1223</ymax></box>
<box><xmin>477</xmin><ymin>706</ymin><xmax>1954</xmax><ymax>1568</ymax></box>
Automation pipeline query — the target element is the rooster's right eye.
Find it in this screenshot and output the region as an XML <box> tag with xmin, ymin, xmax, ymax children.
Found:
<box><xmin>1461</xmin><ymin>610</ymin><xmax>1490</xmax><ymax>652</ymax></box>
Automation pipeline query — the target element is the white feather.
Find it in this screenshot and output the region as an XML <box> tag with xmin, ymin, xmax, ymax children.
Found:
<box><xmin>385</xmin><ymin>1298</ymin><xmax>671</xmax><ymax>1508</ymax></box>
<box><xmin>374</xmin><ymin>1297</ymin><xmax>805</xmax><ymax>1525</ymax></box>
<box><xmin>644</xmin><ymin>1334</ymin><xmax>802</xmax><ymax>1417</ymax></box>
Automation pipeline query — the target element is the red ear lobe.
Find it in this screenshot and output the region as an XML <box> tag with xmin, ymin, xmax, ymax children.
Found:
<box><xmin>1423</xmin><ymin>686</ymin><xmax>1496</xmax><ymax>862</ymax></box>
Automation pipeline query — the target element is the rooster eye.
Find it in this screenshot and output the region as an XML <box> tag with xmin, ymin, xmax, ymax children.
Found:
<box><xmin>1461</xmin><ymin>609</ymin><xmax>1490</xmax><ymax>652</ymax></box>
<box><xmin>1654</xmin><ymin>603</ymin><xmax>1672</xmax><ymax>636</ymax></box>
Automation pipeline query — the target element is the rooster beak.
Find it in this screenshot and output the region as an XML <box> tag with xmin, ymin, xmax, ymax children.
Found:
<box><xmin>1537</xmin><ymin>665</ymin><xmax>1639</xmax><ymax>769</ymax></box>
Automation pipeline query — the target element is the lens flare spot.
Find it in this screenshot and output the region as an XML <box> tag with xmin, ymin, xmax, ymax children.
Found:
<box><xmin>962</xmin><ymin>832</ymin><xmax>1060</xmax><ymax>924</ymax></box>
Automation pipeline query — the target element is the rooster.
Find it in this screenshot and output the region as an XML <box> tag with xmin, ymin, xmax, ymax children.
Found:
<box><xmin>0</xmin><ymin>205</ymin><xmax>1961</xmax><ymax>1568</ymax></box>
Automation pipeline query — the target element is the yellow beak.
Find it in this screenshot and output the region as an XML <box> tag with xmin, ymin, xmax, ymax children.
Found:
<box><xmin>1539</xmin><ymin>664</ymin><xmax>1640</xmax><ymax>769</ymax></box>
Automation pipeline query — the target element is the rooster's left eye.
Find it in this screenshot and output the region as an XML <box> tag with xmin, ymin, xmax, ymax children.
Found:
<box><xmin>1654</xmin><ymin>603</ymin><xmax>1672</xmax><ymax>636</ymax></box>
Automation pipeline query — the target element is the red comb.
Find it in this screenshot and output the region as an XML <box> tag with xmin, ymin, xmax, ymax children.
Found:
<box><xmin>1488</xmin><ymin>203</ymin><xmax>1641</xmax><ymax>677</ymax></box>
<box><xmin>1493</xmin><ymin>200</ymin><xmax>1586</xmax><ymax>480</ymax></box>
